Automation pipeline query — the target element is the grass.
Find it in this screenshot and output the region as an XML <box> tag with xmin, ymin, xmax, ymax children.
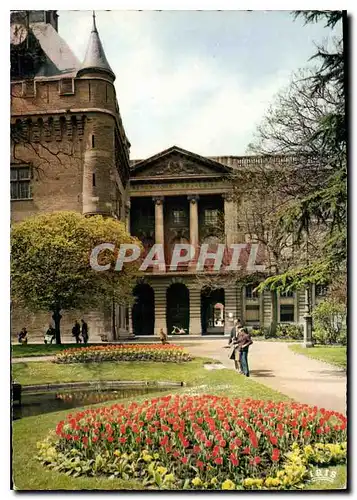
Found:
<box><xmin>289</xmin><ymin>345</ymin><xmax>347</xmax><ymax>369</ymax></box>
<box><xmin>13</xmin><ymin>358</ymin><xmax>292</xmax><ymax>490</ymax></box>
<box><xmin>12</xmin><ymin>357</ymin><xmax>290</xmax><ymax>402</ymax></box>
<box><xmin>12</xmin><ymin>342</ymin><xmax>204</xmax><ymax>359</ymax></box>
<box><xmin>12</xmin><ymin>382</ymin><xmax>346</xmax><ymax>491</ymax></box>
<box><xmin>12</xmin><ymin>391</ymin><xmax>164</xmax><ymax>490</ymax></box>
<box><xmin>11</xmin><ymin>357</ymin><xmax>347</xmax><ymax>490</ymax></box>
<box><xmin>12</xmin><ymin>343</ymin><xmax>116</xmax><ymax>358</ymax></box>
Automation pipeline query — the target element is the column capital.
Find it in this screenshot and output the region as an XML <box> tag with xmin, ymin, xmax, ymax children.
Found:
<box><xmin>153</xmin><ymin>196</ymin><xmax>164</xmax><ymax>206</ymax></box>
<box><xmin>187</xmin><ymin>194</ymin><xmax>199</xmax><ymax>204</ymax></box>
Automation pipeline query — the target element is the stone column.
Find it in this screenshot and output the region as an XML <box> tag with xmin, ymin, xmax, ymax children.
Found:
<box><xmin>303</xmin><ymin>286</ymin><xmax>314</xmax><ymax>348</ymax></box>
<box><xmin>153</xmin><ymin>196</ymin><xmax>165</xmax><ymax>245</ymax></box>
<box><xmin>188</xmin><ymin>285</ymin><xmax>201</xmax><ymax>335</ymax></box>
<box><xmin>224</xmin><ymin>285</ymin><xmax>237</xmax><ymax>335</ymax></box>
<box><xmin>128</xmin><ymin>307</ymin><xmax>133</xmax><ymax>335</ymax></box>
<box><xmin>223</xmin><ymin>192</ymin><xmax>236</xmax><ymax>246</ymax></box>
<box><xmin>188</xmin><ymin>195</ymin><xmax>199</xmax><ymax>249</ymax></box>
<box><xmin>259</xmin><ymin>292</ymin><xmax>264</xmax><ymax>328</ymax></box>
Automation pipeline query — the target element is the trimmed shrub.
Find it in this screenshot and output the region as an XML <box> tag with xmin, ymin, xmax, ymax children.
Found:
<box><xmin>37</xmin><ymin>394</ymin><xmax>347</xmax><ymax>490</ymax></box>
<box><xmin>250</xmin><ymin>327</ymin><xmax>268</xmax><ymax>338</ymax></box>
<box><xmin>54</xmin><ymin>344</ymin><xmax>192</xmax><ymax>364</ymax></box>
<box><xmin>276</xmin><ymin>324</ymin><xmax>303</xmax><ymax>340</ymax></box>
<box><xmin>312</xmin><ymin>299</ymin><xmax>347</xmax><ymax>345</ymax></box>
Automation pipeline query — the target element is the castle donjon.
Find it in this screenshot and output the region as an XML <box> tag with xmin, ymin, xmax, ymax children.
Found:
<box><xmin>10</xmin><ymin>11</ymin><xmax>325</xmax><ymax>342</ymax></box>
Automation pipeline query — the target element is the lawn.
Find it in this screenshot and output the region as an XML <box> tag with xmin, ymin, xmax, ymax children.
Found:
<box><xmin>12</xmin><ymin>342</ymin><xmax>202</xmax><ymax>358</ymax></box>
<box><xmin>289</xmin><ymin>345</ymin><xmax>347</xmax><ymax>369</ymax></box>
<box><xmin>12</xmin><ymin>356</ymin><xmax>347</xmax><ymax>491</ymax></box>
<box><xmin>12</xmin><ymin>358</ymin><xmax>290</xmax><ymax>490</ymax></box>
<box><xmin>12</xmin><ymin>343</ymin><xmax>107</xmax><ymax>358</ymax></box>
<box><xmin>12</xmin><ymin>386</ymin><xmax>346</xmax><ymax>491</ymax></box>
<box><xmin>12</xmin><ymin>357</ymin><xmax>290</xmax><ymax>401</ymax></box>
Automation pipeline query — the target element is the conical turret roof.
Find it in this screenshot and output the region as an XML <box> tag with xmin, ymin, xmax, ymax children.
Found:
<box><xmin>77</xmin><ymin>12</ymin><xmax>115</xmax><ymax>80</ymax></box>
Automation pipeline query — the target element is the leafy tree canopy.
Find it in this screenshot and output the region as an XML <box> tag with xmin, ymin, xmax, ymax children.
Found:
<box><xmin>11</xmin><ymin>211</ymin><xmax>141</xmax><ymax>342</ymax></box>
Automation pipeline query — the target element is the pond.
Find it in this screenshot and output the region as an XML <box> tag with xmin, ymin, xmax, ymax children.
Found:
<box><xmin>12</xmin><ymin>387</ymin><xmax>168</xmax><ymax>420</ymax></box>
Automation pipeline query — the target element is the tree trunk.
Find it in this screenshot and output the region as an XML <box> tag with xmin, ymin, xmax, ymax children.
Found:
<box><xmin>270</xmin><ymin>290</ymin><xmax>278</xmax><ymax>336</ymax></box>
<box><xmin>112</xmin><ymin>296</ymin><xmax>116</xmax><ymax>340</ymax></box>
<box><xmin>52</xmin><ymin>308</ymin><xmax>62</xmax><ymax>344</ymax></box>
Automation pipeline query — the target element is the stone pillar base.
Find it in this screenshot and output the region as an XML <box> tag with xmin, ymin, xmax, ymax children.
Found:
<box><xmin>303</xmin><ymin>313</ymin><xmax>314</xmax><ymax>347</ymax></box>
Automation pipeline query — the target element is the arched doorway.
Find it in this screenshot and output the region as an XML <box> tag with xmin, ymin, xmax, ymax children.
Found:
<box><xmin>201</xmin><ymin>288</ymin><xmax>225</xmax><ymax>335</ymax></box>
<box><xmin>132</xmin><ymin>283</ymin><xmax>155</xmax><ymax>335</ymax></box>
<box><xmin>166</xmin><ymin>283</ymin><xmax>189</xmax><ymax>335</ymax></box>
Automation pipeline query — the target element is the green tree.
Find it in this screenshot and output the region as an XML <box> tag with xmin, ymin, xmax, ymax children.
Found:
<box><xmin>11</xmin><ymin>211</ymin><xmax>141</xmax><ymax>343</ymax></box>
<box><xmin>247</xmin><ymin>11</ymin><xmax>346</xmax><ymax>297</ymax></box>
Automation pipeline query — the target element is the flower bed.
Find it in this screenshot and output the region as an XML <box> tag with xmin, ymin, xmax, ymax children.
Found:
<box><xmin>37</xmin><ymin>394</ymin><xmax>346</xmax><ymax>490</ymax></box>
<box><xmin>54</xmin><ymin>344</ymin><xmax>192</xmax><ymax>364</ymax></box>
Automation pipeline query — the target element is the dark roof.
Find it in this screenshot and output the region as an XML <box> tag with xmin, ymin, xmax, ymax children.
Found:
<box><xmin>30</xmin><ymin>22</ymin><xmax>80</xmax><ymax>77</ymax></box>
<box><xmin>78</xmin><ymin>13</ymin><xmax>115</xmax><ymax>80</ymax></box>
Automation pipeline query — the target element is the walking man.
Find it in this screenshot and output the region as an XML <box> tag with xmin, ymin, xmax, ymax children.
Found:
<box><xmin>228</xmin><ymin>318</ymin><xmax>242</xmax><ymax>372</ymax></box>
<box><xmin>72</xmin><ymin>320</ymin><xmax>81</xmax><ymax>343</ymax></box>
<box><xmin>81</xmin><ymin>319</ymin><xmax>89</xmax><ymax>344</ymax></box>
<box><xmin>237</xmin><ymin>327</ymin><xmax>253</xmax><ymax>377</ymax></box>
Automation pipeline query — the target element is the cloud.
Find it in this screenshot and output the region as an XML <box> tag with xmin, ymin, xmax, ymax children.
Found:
<box><xmin>57</xmin><ymin>10</ymin><xmax>339</xmax><ymax>159</ymax></box>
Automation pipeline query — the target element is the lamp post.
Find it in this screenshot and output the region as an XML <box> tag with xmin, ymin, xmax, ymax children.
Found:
<box><xmin>303</xmin><ymin>284</ymin><xmax>313</xmax><ymax>348</ymax></box>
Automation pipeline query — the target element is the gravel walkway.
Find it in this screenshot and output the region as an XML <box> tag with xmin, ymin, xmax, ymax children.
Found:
<box><xmin>12</xmin><ymin>340</ymin><xmax>347</xmax><ymax>414</ymax></box>
<box><xmin>187</xmin><ymin>340</ymin><xmax>346</xmax><ymax>414</ymax></box>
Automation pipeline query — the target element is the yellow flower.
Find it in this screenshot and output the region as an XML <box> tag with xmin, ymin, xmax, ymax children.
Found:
<box><xmin>153</xmin><ymin>453</ymin><xmax>160</xmax><ymax>460</ymax></box>
<box><xmin>113</xmin><ymin>450</ymin><xmax>121</xmax><ymax>457</ymax></box>
<box><xmin>210</xmin><ymin>477</ymin><xmax>218</xmax><ymax>485</ymax></box>
<box><xmin>192</xmin><ymin>477</ymin><xmax>203</xmax><ymax>487</ymax></box>
<box><xmin>243</xmin><ymin>478</ymin><xmax>263</xmax><ymax>488</ymax></box>
<box><xmin>157</xmin><ymin>466</ymin><xmax>168</xmax><ymax>475</ymax></box>
<box><xmin>165</xmin><ymin>473</ymin><xmax>175</xmax><ymax>483</ymax></box>
<box><xmin>221</xmin><ymin>479</ymin><xmax>236</xmax><ymax>490</ymax></box>
<box><xmin>143</xmin><ymin>454</ymin><xmax>153</xmax><ymax>462</ymax></box>
<box><xmin>265</xmin><ymin>477</ymin><xmax>281</xmax><ymax>488</ymax></box>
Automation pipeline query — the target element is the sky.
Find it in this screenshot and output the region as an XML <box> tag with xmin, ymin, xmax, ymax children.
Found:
<box><xmin>58</xmin><ymin>10</ymin><xmax>341</xmax><ymax>159</ymax></box>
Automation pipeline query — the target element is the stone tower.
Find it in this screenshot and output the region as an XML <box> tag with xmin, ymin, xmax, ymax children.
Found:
<box><xmin>78</xmin><ymin>12</ymin><xmax>129</xmax><ymax>217</ymax></box>
<box><xmin>11</xmin><ymin>10</ymin><xmax>131</xmax><ymax>341</ymax></box>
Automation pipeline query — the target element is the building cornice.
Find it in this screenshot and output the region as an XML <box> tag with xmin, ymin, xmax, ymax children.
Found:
<box><xmin>11</xmin><ymin>107</ymin><xmax>130</xmax><ymax>179</ymax></box>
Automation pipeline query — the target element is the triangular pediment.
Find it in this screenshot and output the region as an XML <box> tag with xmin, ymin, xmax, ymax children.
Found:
<box><xmin>130</xmin><ymin>146</ymin><xmax>232</xmax><ymax>179</ymax></box>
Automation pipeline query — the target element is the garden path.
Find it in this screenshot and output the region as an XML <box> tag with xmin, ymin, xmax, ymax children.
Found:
<box><xmin>12</xmin><ymin>341</ymin><xmax>347</xmax><ymax>414</ymax></box>
<box><xmin>187</xmin><ymin>340</ymin><xmax>347</xmax><ymax>414</ymax></box>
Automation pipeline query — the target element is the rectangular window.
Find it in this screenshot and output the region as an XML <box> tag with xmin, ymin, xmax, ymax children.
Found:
<box><xmin>10</xmin><ymin>166</ymin><xmax>32</xmax><ymax>200</ymax></box>
<box><xmin>245</xmin><ymin>304</ymin><xmax>260</xmax><ymax>322</ymax></box>
<box><xmin>92</xmin><ymin>173</ymin><xmax>96</xmax><ymax>187</ymax></box>
<box><xmin>172</xmin><ymin>208</ymin><xmax>186</xmax><ymax>225</ymax></box>
<box><xmin>316</xmin><ymin>284</ymin><xmax>328</xmax><ymax>297</ymax></box>
<box><xmin>22</xmin><ymin>80</ymin><xmax>35</xmax><ymax>98</ymax></box>
<box><xmin>245</xmin><ymin>284</ymin><xmax>258</xmax><ymax>299</ymax></box>
<box><xmin>59</xmin><ymin>78</ymin><xmax>74</xmax><ymax>95</ymax></box>
<box><xmin>280</xmin><ymin>304</ymin><xmax>295</xmax><ymax>322</ymax></box>
<box><xmin>204</xmin><ymin>208</ymin><xmax>219</xmax><ymax>226</ymax></box>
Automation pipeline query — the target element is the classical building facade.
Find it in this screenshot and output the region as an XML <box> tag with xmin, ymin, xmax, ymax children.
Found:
<box><xmin>10</xmin><ymin>11</ymin><xmax>326</xmax><ymax>341</ymax></box>
<box><xmin>128</xmin><ymin>147</ymin><xmax>327</xmax><ymax>337</ymax></box>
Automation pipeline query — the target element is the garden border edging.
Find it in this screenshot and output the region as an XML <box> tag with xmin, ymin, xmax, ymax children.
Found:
<box><xmin>21</xmin><ymin>380</ymin><xmax>185</xmax><ymax>393</ymax></box>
